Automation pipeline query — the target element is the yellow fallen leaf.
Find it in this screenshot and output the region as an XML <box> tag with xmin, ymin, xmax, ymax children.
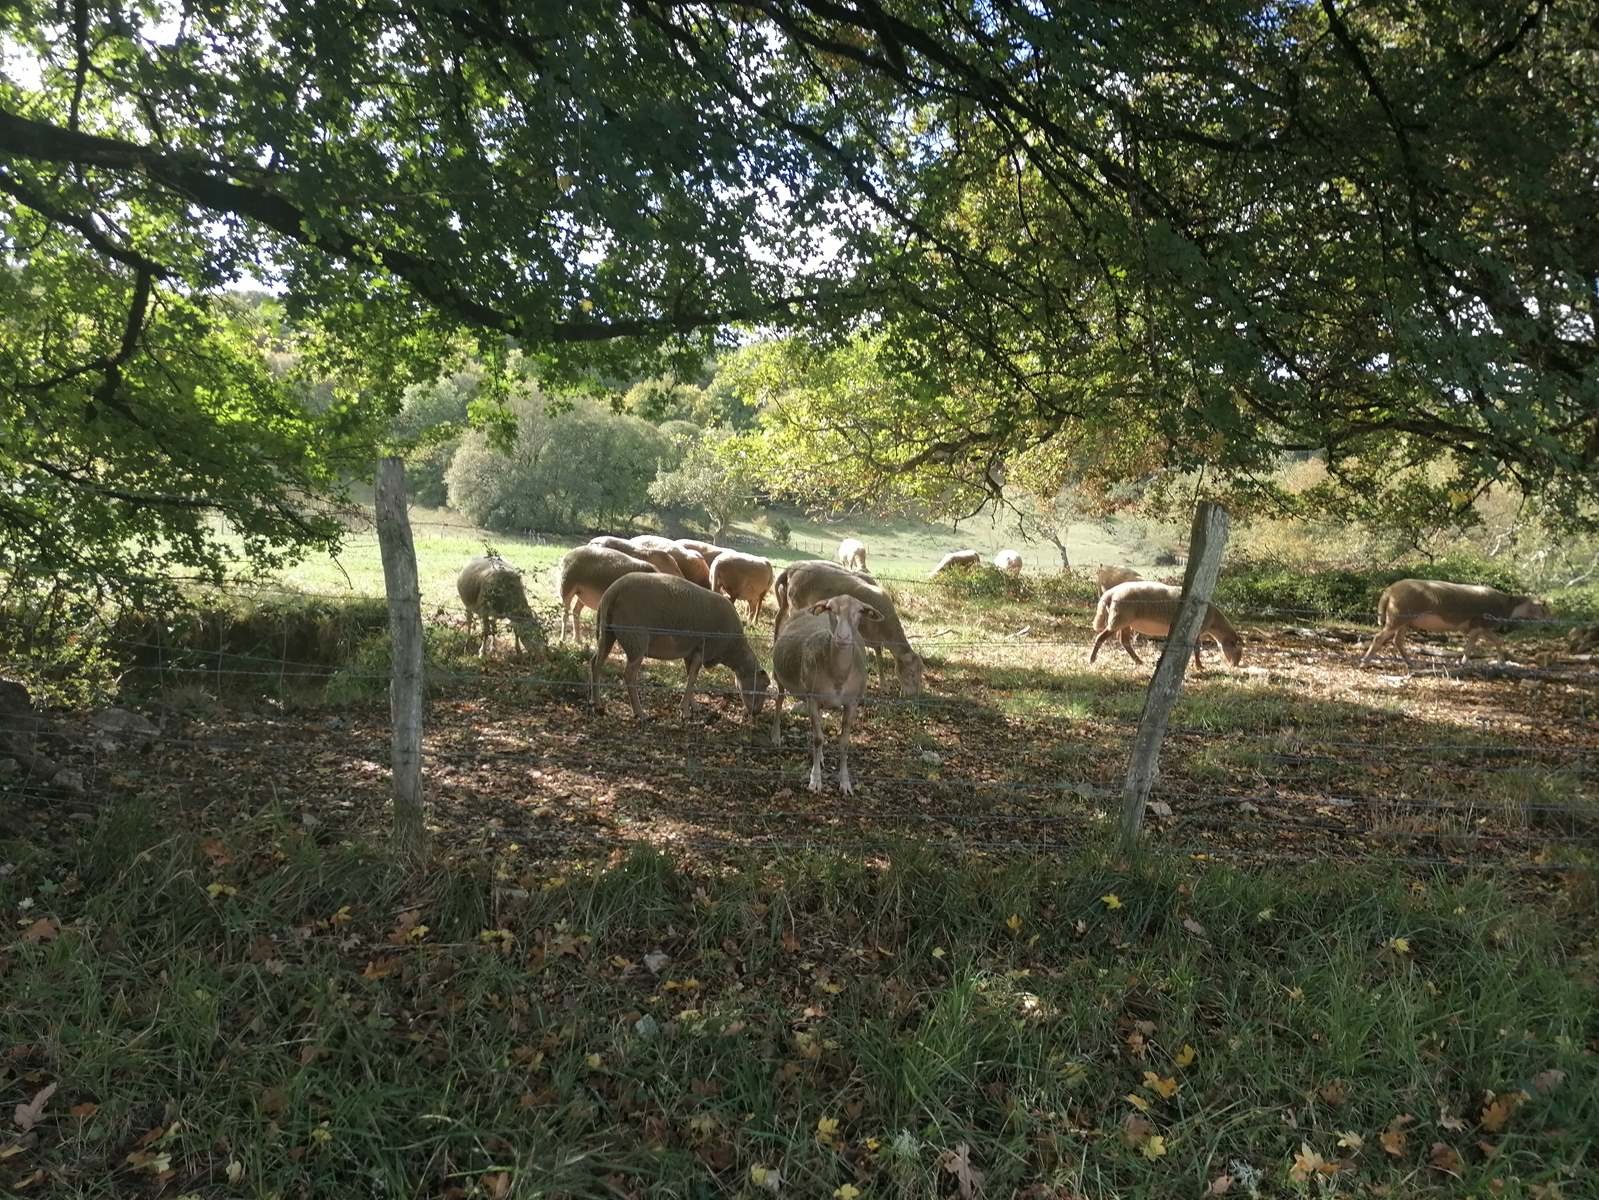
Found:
<box><xmin>1337</xmin><ymin>1130</ymin><xmax>1364</xmax><ymax>1151</ymax></box>
<box><xmin>864</xmin><ymin>1137</ymin><xmax>881</xmax><ymax>1152</ymax></box>
<box><xmin>1101</xmin><ymin>894</ymin><xmax>1123</xmax><ymax>910</ymax></box>
<box><xmin>1125</xmin><ymin>1092</ymin><xmax>1152</xmax><ymax>1113</ymax></box>
<box><xmin>1142</xmin><ymin>1072</ymin><xmax>1180</xmax><ymax>1099</ymax></box>
<box><xmin>1174</xmin><ymin>1043</ymin><xmax>1197</xmax><ymax>1068</ymax></box>
<box><xmin>1388</xmin><ymin>936</ymin><xmax>1412</xmax><ymax>955</ymax></box>
<box><xmin>585</xmin><ymin>1053</ymin><xmax>603</xmax><ymax>1070</ymax></box>
<box><xmin>1141</xmin><ymin>1134</ymin><xmax>1167</xmax><ymax>1159</ymax></box>
<box><xmin>834</xmin><ymin>1187</ymin><xmax>861</xmax><ymax>1200</ymax></box>
<box><xmin>931</xmin><ymin>946</ymin><xmax>946</xmax><ymax>959</ymax></box>
<box><xmin>816</xmin><ymin>1116</ymin><xmax>841</xmax><ymax>1145</ymax></box>
<box><xmin>206</xmin><ymin>882</ymin><xmax>237</xmax><ymax>898</ymax></box>
<box><xmin>406</xmin><ymin>923</ymin><xmax>429</xmax><ymax>942</ymax></box>
<box><xmin>1005</xmin><ymin>913</ymin><xmax>1023</xmax><ymax>932</ymax></box>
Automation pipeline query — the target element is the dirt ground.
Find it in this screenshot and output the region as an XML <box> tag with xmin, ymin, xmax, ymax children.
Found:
<box><xmin>18</xmin><ymin>609</ymin><xmax>1594</xmax><ymax>881</ymax></box>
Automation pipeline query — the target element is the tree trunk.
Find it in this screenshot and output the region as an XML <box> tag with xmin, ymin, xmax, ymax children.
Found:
<box><xmin>375</xmin><ymin>457</ymin><xmax>428</xmax><ymax>863</ymax></box>
<box><xmin>1118</xmin><ymin>501</ymin><xmax>1230</xmax><ymax>852</ymax></box>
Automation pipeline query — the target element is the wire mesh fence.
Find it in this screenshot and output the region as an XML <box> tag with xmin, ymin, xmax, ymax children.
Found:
<box><xmin>4</xmin><ymin>565</ymin><xmax>1593</xmax><ymax>879</ymax></box>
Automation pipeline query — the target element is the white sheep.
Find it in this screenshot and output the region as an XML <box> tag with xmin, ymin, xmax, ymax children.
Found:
<box><xmin>774</xmin><ymin>560</ymin><xmax>925</xmax><ymax>694</ymax></box>
<box><xmin>588</xmin><ymin>534</ymin><xmax>684</xmax><ymax>579</ymax></box>
<box><xmin>1094</xmin><ymin>565</ymin><xmax>1141</xmax><ymax>593</ymax></box>
<box><xmin>708</xmin><ymin>549</ymin><xmax>776</xmax><ymax>621</ymax></box>
<box><xmin>1091</xmin><ymin>580</ymin><xmax>1242</xmax><ymax>669</ymax></box>
<box><xmin>589</xmin><ymin>573</ymin><xmax>768</xmax><ymax>722</ymax></box>
<box><xmin>630</xmin><ymin>534</ymin><xmax>712</xmax><ymax>587</ymax></box>
<box><xmin>836</xmin><ymin>537</ymin><xmax>868</xmax><ymax>572</ymax></box>
<box><xmin>772</xmin><ymin>594</ymin><xmax>879</xmax><ymax>794</ymax></box>
<box><xmin>1361</xmin><ymin>579</ymin><xmax>1551</xmax><ymax>666</ymax></box>
<box><xmin>929</xmin><ymin>549</ymin><xmax>982</xmax><ymax>577</ymax></box>
<box><xmin>993</xmin><ymin>549</ymin><xmax>1023</xmax><ymax>575</ymax></box>
<box><xmin>457</xmin><ymin>554</ymin><xmax>543</xmax><ymax>656</ymax></box>
<box><xmin>555</xmin><ymin>545</ymin><xmax>657</xmax><ymax>641</ymax></box>
<box><xmin>675</xmin><ymin>538</ymin><xmax>728</xmax><ymax>566</ymax></box>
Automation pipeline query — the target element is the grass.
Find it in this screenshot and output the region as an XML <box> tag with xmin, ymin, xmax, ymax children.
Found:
<box><xmin>2</xmin><ymin>818</ymin><xmax>1593</xmax><ymax>1198</ymax></box>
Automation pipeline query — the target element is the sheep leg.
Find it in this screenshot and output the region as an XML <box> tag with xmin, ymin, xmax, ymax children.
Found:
<box><xmin>480</xmin><ymin>615</ymin><xmax>496</xmax><ymax>658</ymax></box>
<box><xmin>588</xmin><ymin>632</ymin><xmax>615</xmax><ymax>712</ymax></box>
<box><xmin>806</xmin><ymin>698</ymin><xmax>826</xmax><ymax>793</ymax></box>
<box><xmin>1394</xmin><ymin>627</ymin><xmax>1415</xmax><ymax>669</ymax></box>
<box><xmin>1089</xmin><ymin>629</ymin><xmax>1114</xmax><ymax>663</ymax></box>
<box><xmin>1118</xmin><ymin>629</ymin><xmax>1143</xmax><ymax>664</ymax></box>
<box><xmin>1191</xmin><ymin>641</ymin><xmax>1205</xmax><ymax>672</ymax></box>
<box><xmin>624</xmin><ymin>655</ymin><xmax>648</xmax><ymax>721</ymax></box>
<box><xmin>772</xmin><ymin>680</ymin><xmax>785</xmax><ymax>747</ymax></box>
<box><xmin>1360</xmin><ymin>626</ymin><xmax>1393</xmax><ymax>664</ymax></box>
<box><xmin>838</xmin><ymin>701</ymin><xmax>856</xmax><ymax>795</ymax></box>
<box><xmin>680</xmin><ymin>653</ymin><xmax>703</xmax><ymax>721</ymax></box>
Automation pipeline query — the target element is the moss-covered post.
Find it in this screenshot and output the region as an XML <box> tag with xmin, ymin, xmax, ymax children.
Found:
<box><xmin>1118</xmin><ymin>501</ymin><xmax>1230</xmax><ymax>853</ymax></box>
<box><xmin>375</xmin><ymin>456</ymin><xmax>427</xmax><ymax>862</ymax></box>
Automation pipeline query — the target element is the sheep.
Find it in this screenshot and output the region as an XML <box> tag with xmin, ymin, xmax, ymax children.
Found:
<box><xmin>555</xmin><ymin>545</ymin><xmax>658</xmax><ymax>641</ymax></box>
<box><xmin>589</xmin><ymin>573</ymin><xmax>769</xmax><ymax>723</ymax></box>
<box><xmin>929</xmin><ymin>549</ymin><xmax>983</xmax><ymax>577</ymax></box>
<box><xmin>630</xmin><ymin>534</ymin><xmax>711</xmax><ymax>587</ymax></box>
<box><xmin>1090</xmin><ymin>580</ymin><xmax>1242</xmax><ymax>669</ymax></box>
<box><xmin>1094</xmin><ymin>565</ymin><xmax>1142</xmax><ymax>594</ymax></box>
<box><xmin>1361</xmin><ymin>579</ymin><xmax>1551</xmax><ymax>667</ymax></box>
<box><xmin>588</xmin><ymin>535</ymin><xmax>684</xmax><ymax>578</ymax></box>
<box><xmin>772</xmin><ymin>594</ymin><xmax>879</xmax><ymax>794</ymax></box>
<box><xmin>994</xmin><ymin>549</ymin><xmax>1023</xmax><ymax>575</ymax></box>
<box><xmin>774</xmin><ymin>560</ymin><xmax>925</xmax><ymax>695</ymax></box>
<box><xmin>457</xmin><ymin>554</ymin><xmax>544</xmax><ymax>657</ymax></box>
<box><xmin>709</xmin><ymin>549</ymin><xmax>776</xmax><ymax>620</ymax></box>
<box><xmin>836</xmin><ymin>537</ymin><xmax>868</xmax><ymax>572</ymax></box>
<box><xmin>675</xmin><ymin>538</ymin><xmax>728</xmax><ymax>565</ymax></box>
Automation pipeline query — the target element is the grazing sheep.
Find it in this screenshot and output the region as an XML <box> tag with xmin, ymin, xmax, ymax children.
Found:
<box><xmin>774</xmin><ymin>561</ymin><xmax>925</xmax><ymax>695</ymax></box>
<box><xmin>457</xmin><ymin>554</ymin><xmax>544</xmax><ymax>657</ymax></box>
<box><xmin>630</xmin><ymin>534</ymin><xmax>711</xmax><ymax>586</ymax></box>
<box><xmin>993</xmin><ymin>549</ymin><xmax>1023</xmax><ymax>575</ymax></box>
<box><xmin>555</xmin><ymin>545</ymin><xmax>658</xmax><ymax>641</ymax></box>
<box><xmin>1090</xmin><ymin>580</ymin><xmax>1242</xmax><ymax>669</ymax></box>
<box><xmin>589</xmin><ymin>573</ymin><xmax>769</xmax><ymax>722</ymax></box>
<box><xmin>772</xmin><ymin>594</ymin><xmax>879</xmax><ymax>794</ymax></box>
<box><xmin>1361</xmin><ymin>579</ymin><xmax>1551</xmax><ymax>667</ymax></box>
<box><xmin>589</xmin><ymin>535</ymin><xmax>684</xmax><ymax>578</ymax></box>
<box><xmin>836</xmin><ymin>537</ymin><xmax>868</xmax><ymax>572</ymax></box>
<box><xmin>1094</xmin><ymin>565</ymin><xmax>1142</xmax><ymax>594</ymax></box>
<box><xmin>675</xmin><ymin>538</ymin><xmax>728</xmax><ymax>565</ymax></box>
<box><xmin>709</xmin><ymin>549</ymin><xmax>776</xmax><ymax>620</ymax></box>
<box><xmin>929</xmin><ymin>549</ymin><xmax>983</xmax><ymax>577</ymax></box>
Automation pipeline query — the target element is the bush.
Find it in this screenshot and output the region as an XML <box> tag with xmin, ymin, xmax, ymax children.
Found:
<box><xmin>447</xmin><ymin>394</ymin><xmax>673</xmax><ymax>534</ymax></box>
<box><xmin>1214</xmin><ymin>553</ymin><xmax>1529</xmax><ymax>621</ymax></box>
<box><xmin>929</xmin><ymin>565</ymin><xmax>1032</xmax><ymax>604</ymax></box>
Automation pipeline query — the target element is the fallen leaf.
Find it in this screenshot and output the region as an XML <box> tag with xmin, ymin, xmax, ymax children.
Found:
<box><xmin>749</xmin><ymin>1164</ymin><xmax>782</xmax><ymax>1192</ymax></box>
<box><xmin>483</xmin><ymin>1171</ymin><xmax>512</xmax><ymax>1199</ymax></box>
<box><xmin>12</xmin><ymin>1083</ymin><xmax>55</xmax><ymax>1133</ymax></box>
<box><xmin>0</xmin><ymin>1141</ymin><xmax>30</xmax><ymax>1161</ymax></box>
<box><xmin>816</xmin><ymin>1116</ymin><xmax>841</xmax><ymax>1147</ymax></box>
<box><xmin>1428</xmin><ymin>1142</ymin><xmax>1462</xmax><ymax>1176</ymax></box>
<box><xmin>67</xmin><ymin>1103</ymin><xmax>96</xmax><ymax>1120</ymax></box>
<box><xmin>1318</xmin><ymin>1080</ymin><xmax>1350</xmax><ymax>1106</ymax></box>
<box><xmin>1173</xmin><ymin>1043</ymin><xmax>1197</xmax><ymax>1068</ymax></box>
<box><xmin>1380</xmin><ymin>1114</ymin><xmax>1412</xmax><ymax>1157</ymax></box>
<box><xmin>834</xmin><ymin>1187</ymin><xmax>861</xmax><ymax>1200</ymax></box>
<box><xmin>226</xmin><ymin>1160</ymin><xmax>244</xmax><ymax>1184</ymax></box>
<box><xmin>585</xmin><ymin>1053</ymin><xmax>603</xmax><ymax>1070</ymax></box>
<box><xmin>1101</xmin><ymin>894</ymin><xmax>1123</xmax><ymax>910</ymax></box>
<box><xmin>1142</xmin><ymin>1072</ymin><xmax>1180</xmax><ymax>1099</ymax></box>
<box><xmin>19</xmin><ymin>917</ymin><xmax>58</xmax><ymax>944</ymax></box>
<box><xmin>361</xmin><ymin>957</ymin><xmax>400</xmax><ymax>980</ymax></box>
<box><xmin>1439</xmin><ymin>1110</ymin><xmax>1468</xmax><ymax>1133</ymax></box>
<box><xmin>1124</xmin><ymin>1092</ymin><xmax>1152</xmax><ymax>1113</ymax></box>
<box><xmin>12</xmin><ymin>1169</ymin><xmax>45</xmax><ymax>1190</ymax></box>
<box><xmin>1141</xmin><ymin>1134</ymin><xmax>1167</xmax><ymax>1160</ymax></box>
<box><xmin>1530</xmin><ymin>1069</ymin><xmax>1566</xmax><ymax>1095</ymax></box>
<box><xmin>1290</xmin><ymin>1143</ymin><xmax>1327</xmax><ymax>1183</ymax></box>
<box><xmin>940</xmin><ymin>1142</ymin><xmax>985</xmax><ymax>1198</ymax></box>
<box><xmin>1182</xmin><ymin>917</ymin><xmax>1207</xmax><ymax>937</ymax></box>
<box><xmin>1005</xmin><ymin>913</ymin><xmax>1023</xmax><ymax>933</ymax></box>
<box><xmin>1480</xmin><ymin>1092</ymin><xmax>1523</xmax><ymax>1133</ymax></box>
<box><xmin>1388</xmin><ymin>936</ymin><xmax>1411</xmax><ymax>955</ymax></box>
<box><xmin>206</xmin><ymin>882</ymin><xmax>237</xmax><ymax>898</ymax></box>
<box><xmin>1122</xmin><ymin>1113</ymin><xmax>1154</xmax><ymax>1148</ymax></box>
<box><xmin>1207</xmin><ymin>1173</ymin><xmax>1233</xmax><ymax>1195</ymax></box>
<box><xmin>1336</xmin><ymin>1130</ymin><xmax>1364</xmax><ymax>1151</ymax></box>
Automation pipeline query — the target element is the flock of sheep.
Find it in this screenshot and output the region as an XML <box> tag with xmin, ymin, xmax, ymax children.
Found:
<box><xmin>455</xmin><ymin>534</ymin><xmax>1557</xmax><ymax>793</ymax></box>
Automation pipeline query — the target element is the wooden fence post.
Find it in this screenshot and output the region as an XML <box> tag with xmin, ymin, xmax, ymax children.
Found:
<box><xmin>375</xmin><ymin>457</ymin><xmax>427</xmax><ymax>861</ymax></box>
<box><xmin>1118</xmin><ymin>501</ymin><xmax>1231</xmax><ymax>853</ymax></box>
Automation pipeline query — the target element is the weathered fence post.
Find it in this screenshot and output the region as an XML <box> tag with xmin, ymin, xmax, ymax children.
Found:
<box><xmin>375</xmin><ymin>457</ymin><xmax>427</xmax><ymax>861</ymax></box>
<box><xmin>1118</xmin><ymin>501</ymin><xmax>1231</xmax><ymax>853</ymax></box>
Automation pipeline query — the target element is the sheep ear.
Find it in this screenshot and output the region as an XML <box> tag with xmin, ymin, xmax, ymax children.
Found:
<box><xmin>809</xmin><ymin>601</ymin><xmax>831</xmax><ymax>615</ymax></box>
<box><xmin>861</xmin><ymin>606</ymin><xmax>883</xmax><ymax>623</ymax></box>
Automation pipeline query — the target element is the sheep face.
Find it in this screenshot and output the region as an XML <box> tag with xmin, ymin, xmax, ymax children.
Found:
<box><xmin>1511</xmin><ymin>598</ymin><xmax>1551</xmax><ymax>623</ymax></box>
<box><xmin>1218</xmin><ymin>631</ymin><xmax>1244</xmax><ymax>666</ymax></box>
<box><xmin>742</xmin><ymin>669</ymin><xmax>771</xmax><ymax>719</ymax></box>
<box><xmin>809</xmin><ymin>597</ymin><xmax>881</xmax><ymax>647</ymax></box>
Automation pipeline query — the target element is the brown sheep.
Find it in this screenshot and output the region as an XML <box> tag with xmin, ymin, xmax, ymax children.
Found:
<box><xmin>709</xmin><ymin>550</ymin><xmax>776</xmax><ymax>620</ymax></box>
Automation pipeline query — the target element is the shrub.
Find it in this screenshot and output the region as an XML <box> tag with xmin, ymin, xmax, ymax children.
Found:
<box><xmin>1214</xmin><ymin>553</ymin><xmax>1528</xmax><ymax>621</ymax></box>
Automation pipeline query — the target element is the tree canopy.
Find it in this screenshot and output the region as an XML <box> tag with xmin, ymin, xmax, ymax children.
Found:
<box><xmin>2</xmin><ymin>0</ymin><xmax>1595</xmax><ymax>599</ymax></box>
